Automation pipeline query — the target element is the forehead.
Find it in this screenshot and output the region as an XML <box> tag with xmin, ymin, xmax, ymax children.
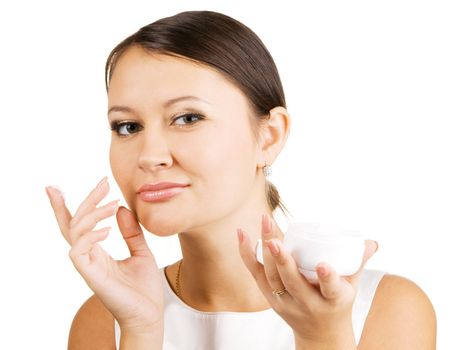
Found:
<box><xmin>107</xmin><ymin>46</ymin><xmax>249</xmax><ymax>111</ymax></box>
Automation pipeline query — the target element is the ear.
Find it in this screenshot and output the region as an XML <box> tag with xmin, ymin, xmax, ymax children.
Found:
<box><xmin>256</xmin><ymin>106</ymin><xmax>291</xmax><ymax>168</ymax></box>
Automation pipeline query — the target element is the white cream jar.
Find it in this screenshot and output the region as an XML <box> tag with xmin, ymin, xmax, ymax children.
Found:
<box><xmin>256</xmin><ymin>221</ymin><xmax>365</xmax><ymax>283</ymax></box>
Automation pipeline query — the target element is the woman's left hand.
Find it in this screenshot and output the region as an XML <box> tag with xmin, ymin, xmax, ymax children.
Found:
<box><xmin>237</xmin><ymin>214</ymin><xmax>379</xmax><ymax>347</ymax></box>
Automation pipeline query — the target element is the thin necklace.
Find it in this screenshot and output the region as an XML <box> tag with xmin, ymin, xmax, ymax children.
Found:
<box><xmin>175</xmin><ymin>259</ymin><xmax>183</xmax><ymax>298</ymax></box>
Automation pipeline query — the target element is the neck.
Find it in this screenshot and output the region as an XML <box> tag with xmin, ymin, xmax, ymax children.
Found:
<box><xmin>172</xmin><ymin>202</ymin><xmax>284</xmax><ymax>312</ymax></box>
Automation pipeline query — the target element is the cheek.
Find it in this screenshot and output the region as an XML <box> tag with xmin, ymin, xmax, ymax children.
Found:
<box><xmin>190</xmin><ymin>123</ymin><xmax>252</xmax><ymax>170</ymax></box>
<box><xmin>109</xmin><ymin>143</ymin><xmax>127</xmax><ymax>179</ymax></box>
<box><xmin>109</xmin><ymin>143</ymin><xmax>136</xmax><ymax>200</ymax></box>
<box><xmin>189</xmin><ymin>123</ymin><xmax>256</xmax><ymax>195</ymax></box>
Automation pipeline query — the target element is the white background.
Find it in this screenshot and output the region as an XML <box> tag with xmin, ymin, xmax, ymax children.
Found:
<box><xmin>0</xmin><ymin>1</ymin><xmax>468</xmax><ymax>348</ymax></box>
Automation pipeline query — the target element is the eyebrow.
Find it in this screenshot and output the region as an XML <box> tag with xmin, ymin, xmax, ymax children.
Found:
<box><xmin>108</xmin><ymin>95</ymin><xmax>210</xmax><ymax>115</ymax></box>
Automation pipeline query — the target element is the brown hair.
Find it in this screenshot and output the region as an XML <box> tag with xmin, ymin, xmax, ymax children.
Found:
<box><xmin>105</xmin><ymin>10</ymin><xmax>291</xmax><ymax>218</ymax></box>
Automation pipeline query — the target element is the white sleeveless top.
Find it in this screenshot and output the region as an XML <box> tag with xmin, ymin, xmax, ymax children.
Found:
<box><xmin>115</xmin><ymin>268</ymin><xmax>386</xmax><ymax>349</ymax></box>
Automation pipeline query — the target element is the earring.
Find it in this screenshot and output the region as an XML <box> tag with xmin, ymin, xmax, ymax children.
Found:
<box><xmin>263</xmin><ymin>161</ymin><xmax>272</xmax><ymax>177</ymax></box>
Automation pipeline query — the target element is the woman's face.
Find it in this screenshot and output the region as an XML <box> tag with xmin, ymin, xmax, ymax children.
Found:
<box><xmin>107</xmin><ymin>46</ymin><xmax>262</xmax><ymax>235</ymax></box>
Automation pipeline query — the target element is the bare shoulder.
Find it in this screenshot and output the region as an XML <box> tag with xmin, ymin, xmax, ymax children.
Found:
<box><xmin>358</xmin><ymin>274</ymin><xmax>437</xmax><ymax>349</ymax></box>
<box><xmin>68</xmin><ymin>293</ymin><xmax>116</xmax><ymax>350</ymax></box>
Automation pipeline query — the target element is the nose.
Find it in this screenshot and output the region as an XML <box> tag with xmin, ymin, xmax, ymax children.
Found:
<box><xmin>138</xmin><ymin>129</ymin><xmax>173</xmax><ymax>172</ymax></box>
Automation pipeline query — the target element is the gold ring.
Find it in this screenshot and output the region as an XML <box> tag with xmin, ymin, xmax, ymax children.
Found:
<box><xmin>272</xmin><ymin>288</ymin><xmax>287</xmax><ymax>296</ymax></box>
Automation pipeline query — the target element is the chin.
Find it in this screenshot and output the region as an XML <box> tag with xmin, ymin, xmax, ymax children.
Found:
<box><xmin>136</xmin><ymin>208</ymin><xmax>183</xmax><ymax>237</ymax></box>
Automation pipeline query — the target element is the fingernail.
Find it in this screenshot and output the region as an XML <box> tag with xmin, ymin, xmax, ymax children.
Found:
<box><xmin>237</xmin><ymin>229</ymin><xmax>244</xmax><ymax>244</ymax></box>
<box><xmin>45</xmin><ymin>186</ymin><xmax>65</xmax><ymax>200</ymax></box>
<box><xmin>112</xmin><ymin>199</ymin><xmax>120</xmax><ymax>213</ymax></box>
<box><xmin>375</xmin><ymin>241</ymin><xmax>379</xmax><ymax>252</ymax></box>
<box><xmin>317</xmin><ymin>265</ymin><xmax>328</xmax><ymax>278</ymax></box>
<box><xmin>262</xmin><ymin>214</ymin><xmax>272</xmax><ymax>236</ymax></box>
<box><xmin>267</xmin><ymin>239</ymin><xmax>280</xmax><ymax>256</ymax></box>
<box><xmin>97</xmin><ymin>176</ymin><xmax>108</xmax><ymax>187</ymax></box>
<box><xmin>100</xmin><ymin>226</ymin><xmax>112</xmax><ymax>233</ymax></box>
<box><xmin>45</xmin><ymin>187</ymin><xmax>52</xmax><ymax>200</ymax></box>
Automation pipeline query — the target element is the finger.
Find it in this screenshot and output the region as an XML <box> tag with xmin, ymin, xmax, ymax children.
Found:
<box><xmin>237</xmin><ymin>228</ymin><xmax>287</xmax><ymax>304</ymax></box>
<box><xmin>347</xmin><ymin>240</ymin><xmax>379</xmax><ymax>286</ymax></box>
<box><xmin>69</xmin><ymin>199</ymin><xmax>120</xmax><ymax>244</ymax></box>
<box><xmin>69</xmin><ymin>226</ymin><xmax>111</xmax><ymax>268</ymax></box>
<box><xmin>116</xmin><ymin>207</ymin><xmax>153</xmax><ymax>258</ymax></box>
<box><xmin>360</xmin><ymin>240</ymin><xmax>379</xmax><ymax>268</ymax></box>
<box><xmin>315</xmin><ymin>263</ymin><xmax>346</xmax><ymax>301</ymax></box>
<box><xmin>260</xmin><ymin>214</ymin><xmax>285</xmax><ymax>293</ymax></box>
<box><xmin>265</xmin><ymin>238</ymin><xmax>319</xmax><ymax>302</ymax></box>
<box><xmin>45</xmin><ymin>186</ymin><xmax>73</xmax><ymax>244</ymax></box>
<box><xmin>70</xmin><ymin>176</ymin><xmax>109</xmax><ymax>227</ymax></box>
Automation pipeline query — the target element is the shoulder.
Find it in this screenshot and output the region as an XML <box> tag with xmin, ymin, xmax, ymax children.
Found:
<box><xmin>68</xmin><ymin>293</ymin><xmax>116</xmax><ymax>350</ymax></box>
<box><xmin>358</xmin><ymin>274</ymin><xmax>436</xmax><ymax>349</ymax></box>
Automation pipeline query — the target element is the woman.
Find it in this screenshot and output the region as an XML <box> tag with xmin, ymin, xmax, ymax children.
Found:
<box><xmin>45</xmin><ymin>10</ymin><xmax>436</xmax><ymax>349</ymax></box>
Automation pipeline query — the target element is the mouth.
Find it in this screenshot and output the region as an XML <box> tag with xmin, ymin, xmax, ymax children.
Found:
<box><xmin>137</xmin><ymin>182</ymin><xmax>189</xmax><ymax>193</ymax></box>
<box><xmin>137</xmin><ymin>185</ymin><xmax>188</xmax><ymax>203</ymax></box>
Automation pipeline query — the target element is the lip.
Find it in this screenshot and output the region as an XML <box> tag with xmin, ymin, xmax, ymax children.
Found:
<box><xmin>138</xmin><ymin>187</ymin><xmax>187</xmax><ymax>202</ymax></box>
<box><xmin>137</xmin><ymin>182</ymin><xmax>188</xmax><ymax>193</ymax></box>
<box><xmin>137</xmin><ymin>182</ymin><xmax>189</xmax><ymax>203</ymax></box>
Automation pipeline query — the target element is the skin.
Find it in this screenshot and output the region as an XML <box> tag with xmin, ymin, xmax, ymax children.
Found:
<box><xmin>107</xmin><ymin>46</ymin><xmax>285</xmax><ymax>313</ymax></box>
<box><xmin>46</xmin><ymin>45</ymin><xmax>436</xmax><ymax>349</ymax></box>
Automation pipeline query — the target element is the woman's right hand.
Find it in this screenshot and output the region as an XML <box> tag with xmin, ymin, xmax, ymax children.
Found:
<box><xmin>45</xmin><ymin>177</ymin><xmax>164</xmax><ymax>338</ymax></box>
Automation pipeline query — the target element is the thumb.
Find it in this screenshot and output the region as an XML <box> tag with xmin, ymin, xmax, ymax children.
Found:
<box><xmin>362</xmin><ymin>240</ymin><xmax>379</xmax><ymax>265</ymax></box>
<box><xmin>116</xmin><ymin>206</ymin><xmax>153</xmax><ymax>257</ymax></box>
<box><xmin>347</xmin><ymin>240</ymin><xmax>379</xmax><ymax>285</ymax></box>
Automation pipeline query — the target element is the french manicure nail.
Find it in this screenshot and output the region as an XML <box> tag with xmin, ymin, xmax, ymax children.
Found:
<box><xmin>267</xmin><ymin>240</ymin><xmax>280</xmax><ymax>256</ymax></box>
<box><xmin>112</xmin><ymin>199</ymin><xmax>120</xmax><ymax>212</ymax></box>
<box><xmin>262</xmin><ymin>214</ymin><xmax>272</xmax><ymax>236</ymax></box>
<box><xmin>317</xmin><ymin>265</ymin><xmax>328</xmax><ymax>278</ymax></box>
<box><xmin>237</xmin><ymin>229</ymin><xmax>244</xmax><ymax>244</ymax></box>
<box><xmin>46</xmin><ymin>186</ymin><xmax>65</xmax><ymax>200</ymax></box>
<box><xmin>45</xmin><ymin>187</ymin><xmax>52</xmax><ymax>199</ymax></box>
<box><xmin>97</xmin><ymin>176</ymin><xmax>108</xmax><ymax>187</ymax></box>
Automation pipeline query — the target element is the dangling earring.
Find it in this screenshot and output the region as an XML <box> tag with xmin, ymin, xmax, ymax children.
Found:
<box><xmin>262</xmin><ymin>161</ymin><xmax>272</xmax><ymax>177</ymax></box>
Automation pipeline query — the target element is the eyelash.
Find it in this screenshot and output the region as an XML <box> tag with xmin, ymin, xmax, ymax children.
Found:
<box><xmin>109</xmin><ymin>113</ymin><xmax>205</xmax><ymax>137</ymax></box>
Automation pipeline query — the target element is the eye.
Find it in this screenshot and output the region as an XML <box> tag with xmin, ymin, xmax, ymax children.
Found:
<box><xmin>109</xmin><ymin>113</ymin><xmax>204</xmax><ymax>137</ymax></box>
<box><xmin>172</xmin><ymin>113</ymin><xmax>204</xmax><ymax>126</ymax></box>
<box><xmin>109</xmin><ymin>121</ymin><xmax>142</xmax><ymax>137</ymax></box>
